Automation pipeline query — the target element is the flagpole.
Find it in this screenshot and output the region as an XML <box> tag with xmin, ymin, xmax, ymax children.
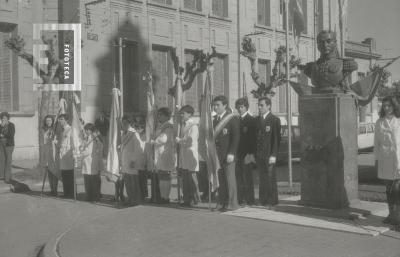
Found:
<box><xmin>119</xmin><ymin>37</ymin><xmax>124</xmax><ymax>116</ymax></box>
<box><xmin>285</xmin><ymin>0</ymin><xmax>293</xmax><ymax>188</ymax></box>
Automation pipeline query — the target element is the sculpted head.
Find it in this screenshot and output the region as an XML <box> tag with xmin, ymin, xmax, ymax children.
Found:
<box><xmin>317</xmin><ymin>30</ymin><xmax>337</xmax><ymax>58</ymax></box>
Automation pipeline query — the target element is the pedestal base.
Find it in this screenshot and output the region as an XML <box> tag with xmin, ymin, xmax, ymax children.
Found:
<box><xmin>299</xmin><ymin>93</ymin><xmax>358</xmax><ymax>209</ymax></box>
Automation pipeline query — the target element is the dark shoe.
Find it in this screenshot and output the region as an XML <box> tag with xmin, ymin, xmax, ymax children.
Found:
<box><xmin>160</xmin><ymin>198</ymin><xmax>170</xmax><ymax>204</ymax></box>
<box><xmin>383</xmin><ymin>216</ymin><xmax>396</xmax><ymax>225</ymax></box>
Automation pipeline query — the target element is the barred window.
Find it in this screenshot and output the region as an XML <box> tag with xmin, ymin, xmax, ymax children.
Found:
<box><xmin>0</xmin><ymin>24</ymin><xmax>17</xmax><ymax>112</ymax></box>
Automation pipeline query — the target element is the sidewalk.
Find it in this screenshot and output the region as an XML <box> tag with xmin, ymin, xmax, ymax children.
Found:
<box><xmin>3</xmin><ymin>159</ymin><xmax>400</xmax><ymax>257</ymax></box>
<box><xmin>49</xmin><ymin>199</ymin><xmax>400</xmax><ymax>257</ymax></box>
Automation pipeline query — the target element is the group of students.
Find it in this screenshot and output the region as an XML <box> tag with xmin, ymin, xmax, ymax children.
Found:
<box><xmin>39</xmin><ymin>94</ymin><xmax>282</xmax><ymax>211</ymax></box>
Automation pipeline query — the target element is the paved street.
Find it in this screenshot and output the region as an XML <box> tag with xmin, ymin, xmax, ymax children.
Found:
<box><xmin>0</xmin><ymin>154</ymin><xmax>398</xmax><ymax>257</ymax></box>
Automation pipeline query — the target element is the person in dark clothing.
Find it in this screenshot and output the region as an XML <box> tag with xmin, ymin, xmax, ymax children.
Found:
<box><xmin>255</xmin><ymin>97</ymin><xmax>281</xmax><ymax>209</ymax></box>
<box><xmin>235</xmin><ymin>98</ymin><xmax>257</xmax><ymax>205</ymax></box>
<box><xmin>0</xmin><ymin>112</ymin><xmax>15</xmax><ymax>183</ymax></box>
<box><xmin>212</xmin><ymin>95</ymin><xmax>240</xmax><ymax>211</ymax></box>
<box><xmin>95</xmin><ymin>111</ymin><xmax>109</xmax><ymax>157</ymax></box>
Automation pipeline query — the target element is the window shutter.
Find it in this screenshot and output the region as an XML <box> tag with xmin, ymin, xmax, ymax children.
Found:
<box><xmin>264</xmin><ymin>0</ymin><xmax>270</xmax><ymax>26</ymax></box>
<box><xmin>222</xmin><ymin>0</ymin><xmax>228</xmax><ymax>17</ymax></box>
<box><xmin>302</xmin><ymin>0</ymin><xmax>307</xmax><ymax>34</ymax></box>
<box><xmin>0</xmin><ymin>32</ymin><xmax>12</xmax><ymax>111</ymax></box>
<box><xmin>257</xmin><ymin>0</ymin><xmax>265</xmax><ymax>25</ymax></box>
<box><xmin>196</xmin><ymin>0</ymin><xmax>202</xmax><ymax>12</ymax></box>
<box><xmin>212</xmin><ymin>56</ymin><xmax>226</xmax><ymax>97</ymax></box>
<box><xmin>152</xmin><ymin>47</ymin><xmax>173</xmax><ymax>110</ymax></box>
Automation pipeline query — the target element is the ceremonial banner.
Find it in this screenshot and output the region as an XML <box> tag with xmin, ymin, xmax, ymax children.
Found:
<box><xmin>199</xmin><ymin>71</ymin><xmax>220</xmax><ymax>192</ymax></box>
<box><xmin>350</xmin><ymin>69</ymin><xmax>383</xmax><ymax>106</ymax></box>
<box><xmin>106</xmin><ymin>88</ymin><xmax>121</xmax><ymax>181</ymax></box>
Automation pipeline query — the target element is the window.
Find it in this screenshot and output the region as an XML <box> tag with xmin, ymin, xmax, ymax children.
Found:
<box><xmin>184</xmin><ymin>0</ymin><xmax>202</xmax><ymax>11</ymax></box>
<box><xmin>0</xmin><ymin>25</ymin><xmax>17</xmax><ymax>112</ymax></box>
<box><xmin>301</xmin><ymin>0</ymin><xmax>307</xmax><ymax>34</ymax></box>
<box><xmin>257</xmin><ymin>0</ymin><xmax>271</xmax><ymax>26</ymax></box>
<box><xmin>258</xmin><ymin>59</ymin><xmax>271</xmax><ymax>89</ymax></box>
<box><xmin>316</xmin><ymin>0</ymin><xmax>324</xmax><ymax>32</ymax></box>
<box><xmin>279</xmin><ymin>85</ymin><xmax>286</xmax><ymax>113</ymax></box>
<box><xmin>184</xmin><ymin>51</ymin><xmax>203</xmax><ymax>113</ymax></box>
<box><xmin>152</xmin><ymin>46</ymin><xmax>174</xmax><ymax>110</ymax></box>
<box><xmin>122</xmin><ymin>40</ymin><xmax>140</xmax><ymax>113</ymax></box>
<box><xmin>283</xmin><ymin>0</ymin><xmax>307</xmax><ymax>34</ymax></box>
<box><xmin>212</xmin><ymin>55</ymin><xmax>229</xmax><ymax>98</ymax></box>
<box><xmin>152</xmin><ymin>0</ymin><xmax>173</xmax><ymax>5</ymax></box>
<box><xmin>212</xmin><ymin>0</ymin><xmax>228</xmax><ymax>17</ymax></box>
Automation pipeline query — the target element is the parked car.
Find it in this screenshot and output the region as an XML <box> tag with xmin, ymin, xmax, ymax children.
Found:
<box><xmin>277</xmin><ymin>122</ymin><xmax>374</xmax><ymax>162</ymax></box>
<box><xmin>358</xmin><ymin>122</ymin><xmax>375</xmax><ymax>151</ymax></box>
<box><xmin>277</xmin><ymin>125</ymin><xmax>301</xmax><ymax>163</ymax></box>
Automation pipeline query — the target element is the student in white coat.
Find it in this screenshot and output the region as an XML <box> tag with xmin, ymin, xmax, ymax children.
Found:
<box><xmin>121</xmin><ymin>116</ymin><xmax>146</xmax><ymax>206</ymax></box>
<box><xmin>374</xmin><ymin>96</ymin><xmax>400</xmax><ymax>225</ymax></box>
<box><xmin>151</xmin><ymin>107</ymin><xmax>176</xmax><ymax>204</ymax></box>
<box><xmin>80</xmin><ymin>123</ymin><xmax>103</xmax><ymax>202</ymax></box>
<box><xmin>176</xmin><ymin>105</ymin><xmax>200</xmax><ymax>206</ymax></box>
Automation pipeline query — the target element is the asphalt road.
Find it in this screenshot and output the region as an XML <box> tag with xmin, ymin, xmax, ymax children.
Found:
<box><xmin>1</xmin><ymin>190</ymin><xmax>400</xmax><ymax>257</ymax></box>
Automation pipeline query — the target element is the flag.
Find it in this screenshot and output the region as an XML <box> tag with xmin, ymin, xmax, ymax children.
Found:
<box><xmin>71</xmin><ymin>97</ymin><xmax>84</xmax><ymax>168</ymax></box>
<box><xmin>145</xmin><ymin>72</ymin><xmax>156</xmax><ymax>142</ymax></box>
<box><xmin>174</xmin><ymin>74</ymin><xmax>183</xmax><ymax>135</ymax></box>
<box><xmin>288</xmin><ymin>80</ymin><xmax>313</xmax><ymax>96</ymax></box>
<box><xmin>106</xmin><ymin>88</ymin><xmax>121</xmax><ymax>182</ymax></box>
<box><xmin>144</xmin><ymin>72</ymin><xmax>156</xmax><ymax>171</ymax></box>
<box><xmin>289</xmin><ymin>0</ymin><xmax>305</xmax><ymax>46</ymax></box>
<box><xmin>349</xmin><ymin>69</ymin><xmax>383</xmax><ymax>106</ymax></box>
<box><xmin>199</xmin><ymin>71</ymin><xmax>220</xmax><ymax>192</ymax></box>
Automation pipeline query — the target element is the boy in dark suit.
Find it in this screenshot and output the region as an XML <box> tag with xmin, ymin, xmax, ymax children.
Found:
<box><xmin>255</xmin><ymin>97</ymin><xmax>281</xmax><ymax>208</ymax></box>
<box><xmin>212</xmin><ymin>95</ymin><xmax>240</xmax><ymax>211</ymax></box>
<box><xmin>235</xmin><ymin>98</ymin><xmax>256</xmax><ymax>205</ymax></box>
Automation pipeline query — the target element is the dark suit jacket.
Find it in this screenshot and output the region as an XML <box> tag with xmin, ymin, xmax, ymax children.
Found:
<box><xmin>255</xmin><ymin>113</ymin><xmax>281</xmax><ymax>161</ymax></box>
<box><xmin>0</xmin><ymin>122</ymin><xmax>15</xmax><ymax>147</ymax></box>
<box><xmin>213</xmin><ymin>112</ymin><xmax>240</xmax><ymax>165</ymax></box>
<box><xmin>237</xmin><ymin>113</ymin><xmax>256</xmax><ymax>159</ymax></box>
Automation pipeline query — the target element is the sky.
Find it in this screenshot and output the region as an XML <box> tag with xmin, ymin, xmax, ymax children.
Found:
<box><xmin>347</xmin><ymin>0</ymin><xmax>400</xmax><ymax>81</ymax></box>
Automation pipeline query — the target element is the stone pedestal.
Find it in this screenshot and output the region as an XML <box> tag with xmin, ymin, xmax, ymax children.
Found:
<box><xmin>299</xmin><ymin>93</ymin><xmax>358</xmax><ymax>209</ymax></box>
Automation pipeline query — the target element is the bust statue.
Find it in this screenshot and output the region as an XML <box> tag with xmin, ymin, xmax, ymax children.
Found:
<box><xmin>302</xmin><ymin>30</ymin><xmax>358</xmax><ymax>93</ymax></box>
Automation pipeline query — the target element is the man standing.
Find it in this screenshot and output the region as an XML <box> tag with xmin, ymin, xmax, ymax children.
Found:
<box><xmin>0</xmin><ymin>112</ymin><xmax>15</xmax><ymax>183</ymax></box>
<box><xmin>213</xmin><ymin>95</ymin><xmax>240</xmax><ymax>211</ymax></box>
<box><xmin>57</xmin><ymin>114</ymin><xmax>75</xmax><ymax>198</ymax></box>
<box><xmin>255</xmin><ymin>97</ymin><xmax>281</xmax><ymax>208</ymax></box>
<box><xmin>235</xmin><ymin>98</ymin><xmax>256</xmax><ymax>205</ymax></box>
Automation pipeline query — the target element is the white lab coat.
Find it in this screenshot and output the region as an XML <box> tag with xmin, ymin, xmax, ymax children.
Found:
<box><xmin>121</xmin><ymin>128</ymin><xmax>146</xmax><ymax>175</ymax></box>
<box><xmin>374</xmin><ymin>117</ymin><xmax>400</xmax><ymax>180</ymax></box>
<box><xmin>154</xmin><ymin>121</ymin><xmax>176</xmax><ymax>172</ymax></box>
<box><xmin>59</xmin><ymin>125</ymin><xmax>74</xmax><ymax>170</ymax></box>
<box><xmin>177</xmin><ymin>119</ymin><xmax>199</xmax><ymax>172</ymax></box>
<box><xmin>81</xmin><ymin>135</ymin><xmax>104</xmax><ymax>175</ymax></box>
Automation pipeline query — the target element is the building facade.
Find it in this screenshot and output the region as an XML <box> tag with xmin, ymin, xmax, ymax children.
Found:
<box><xmin>0</xmin><ymin>0</ymin><xmax>380</xmax><ymax>159</ymax></box>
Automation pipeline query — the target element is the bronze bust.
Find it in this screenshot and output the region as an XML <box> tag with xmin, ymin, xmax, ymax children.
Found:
<box><xmin>302</xmin><ymin>30</ymin><xmax>358</xmax><ymax>93</ymax></box>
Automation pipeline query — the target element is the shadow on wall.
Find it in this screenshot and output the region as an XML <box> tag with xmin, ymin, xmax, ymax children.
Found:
<box><xmin>94</xmin><ymin>18</ymin><xmax>152</xmax><ymax>118</ymax></box>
